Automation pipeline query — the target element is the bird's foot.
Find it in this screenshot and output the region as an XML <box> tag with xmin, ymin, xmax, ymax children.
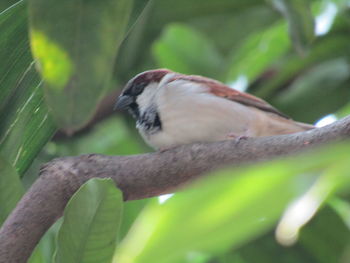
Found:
<box><xmin>226</xmin><ymin>132</ymin><xmax>250</xmax><ymax>143</ymax></box>
<box><xmin>158</xmin><ymin>146</ymin><xmax>173</xmax><ymax>153</ymax></box>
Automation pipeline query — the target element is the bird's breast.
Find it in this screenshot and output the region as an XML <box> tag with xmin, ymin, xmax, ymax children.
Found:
<box><xmin>140</xmin><ymin>86</ymin><xmax>259</xmax><ymax>149</ymax></box>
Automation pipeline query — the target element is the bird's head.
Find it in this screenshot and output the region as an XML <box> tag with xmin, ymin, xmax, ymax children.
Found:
<box><xmin>114</xmin><ymin>69</ymin><xmax>172</xmax><ymax>118</ymax></box>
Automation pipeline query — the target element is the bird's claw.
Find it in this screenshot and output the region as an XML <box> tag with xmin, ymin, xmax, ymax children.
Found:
<box><xmin>226</xmin><ymin>133</ymin><xmax>250</xmax><ymax>143</ymax></box>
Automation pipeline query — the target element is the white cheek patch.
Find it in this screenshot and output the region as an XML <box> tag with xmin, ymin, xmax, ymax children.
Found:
<box><xmin>136</xmin><ymin>82</ymin><xmax>159</xmax><ymax>113</ymax></box>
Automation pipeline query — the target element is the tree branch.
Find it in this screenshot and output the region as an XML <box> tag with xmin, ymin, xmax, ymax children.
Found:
<box><xmin>1</xmin><ymin>116</ymin><xmax>350</xmax><ymax>263</ymax></box>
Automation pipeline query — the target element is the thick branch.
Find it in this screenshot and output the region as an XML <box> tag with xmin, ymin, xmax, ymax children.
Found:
<box><xmin>1</xmin><ymin>116</ymin><xmax>350</xmax><ymax>263</ymax></box>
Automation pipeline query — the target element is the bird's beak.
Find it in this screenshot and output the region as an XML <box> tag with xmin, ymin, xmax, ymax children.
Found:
<box><xmin>114</xmin><ymin>95</ymin><xmax>134</xmax><ymax>110</ymax></box>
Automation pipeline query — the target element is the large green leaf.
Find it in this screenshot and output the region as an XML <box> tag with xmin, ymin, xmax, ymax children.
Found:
<box><xmin>152</xmin><ymin>23</ymin><xmax>224</xmax><ymax>79</ymax></box>
<box><xmin>268</xmin><ymin>0</ymin><xmax>315</xmax><ymax>54</ymax></box>
<box><xmin>55</xmin><ymin>178</ymin><xmax>123</xmax><ymax>263</ymax></box>
<box><xmin>0</xmin><ymin>2</ymin><xmax>56</xmax><ymax>175</ymax></box>
<box><xmin>0</xmin><ymin>156</ymin><xmax>24</xmax><ymax>226</ymax></box>
<box><xmin>114</xmin><ymin>166</ymin><xmax>302</xmax><ymax>263</ymax></box>
<box><xmin>114</xmin><ymin>142</ymin><xmax>350</xmax><ymax>263</ymax></box>
<box><xmin>28</xmin><ymin>0</ymin><xmax>133</xmax><ymax>132</ymax></box>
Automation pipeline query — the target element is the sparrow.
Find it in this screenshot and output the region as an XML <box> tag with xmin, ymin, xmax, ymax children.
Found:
<box><xmin>115</xmin><ymin>69</ymin><xmax>314</xmax><ymax>150</ymax></box>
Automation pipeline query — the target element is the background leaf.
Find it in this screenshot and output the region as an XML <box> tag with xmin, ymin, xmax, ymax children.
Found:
<box><xmin>28</xmin><ymin>0</ymin><xmax>133</xmax><ymax>131</ymax></box>
<box><xmin>226</xmin><ymin>22</ymin><xmax>290</xmax><ymax>84</ymax></box>
<box><xmin>299</xmin><ymin>206</ymin><xmax>350</xmax><ymax>263</ymax></box>
<box><xmin>274</xmin><ymin>58</ymin><xmax>350</xmax><ymax>122</ymax></box>
<box><xmin>152</xmin><ymin>23</ymin><xmax>224</xmax><ymax>78</ymax></box>
<box><xmin>55</xmin><ymin>178</ymin><xmax>123</xmax><ymax>263</ymax></box>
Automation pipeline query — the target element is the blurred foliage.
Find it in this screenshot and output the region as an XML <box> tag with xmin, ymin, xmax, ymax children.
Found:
<box><xmin>1</xmin><ymin>0</ymin><xmax>350</xmax><ymax>262</ymax></box>
<box><xmin>152</xmin><ymin>23</ymin><xmax>224</xmax><ymax>78</ymax></box>
<box><xmin>267</xmin><ymin>0</ymin><xmax>315</xmax><ymax>54</ymax></box>
<box><xmin>114</xmin><ymin>143</ymin><xmax>350</xmax><ymax>263</ymax></box>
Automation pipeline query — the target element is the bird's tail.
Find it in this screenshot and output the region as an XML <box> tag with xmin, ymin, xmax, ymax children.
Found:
<box><xmin>294</xmin><ymin>121</ymin><xmax>315</xmax><ymax>131</ymax></box>
<box><xmin>261</xmin><ymin>115</ymin><xmax>315</xmax><ymax>136</ymax></box>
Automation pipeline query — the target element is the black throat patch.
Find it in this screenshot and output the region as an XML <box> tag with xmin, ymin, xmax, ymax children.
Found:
<box><xmin>136</xmin><ymin>105</ymin><xmax>162</xmax><ymax>134</ymax></box>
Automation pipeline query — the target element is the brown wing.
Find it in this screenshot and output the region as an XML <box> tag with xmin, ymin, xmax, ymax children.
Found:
<box><xmin>167</xmin><ymin>74</ymin><xmax>290</xmax><ymax>119</ymax></box>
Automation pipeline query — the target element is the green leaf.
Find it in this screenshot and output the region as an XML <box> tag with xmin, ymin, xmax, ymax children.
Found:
<box><xmin>28</xmin><ymin>0</ymin><xmax>133</xmax><ymax>132</ymax></box>
<box><xmin>114</xmin><ymin>164</ymin><xmax>303</xmax><ymax>263</ymax></box>
<box><xmin>55</xmin><ymin>178</ymin><xmax>123</xmax><ymax>263</ymax></box>
<box><xmin>114</xmin><ymin>142</ymin><xmax>350</xmax><ymax>263</ymax></box>
<box><xmin>226</xmin><ymin>22</ymin><xmax>289</xmax><ymax>84</ymax></box>
<box><xmin>268</xmin><ymin>0</ymin><xmax>315</xmax><ymax>54</ymax></box>
<box><xmin>28</xmin><ymin>248</ymin><xmax>45</xmax><ymax>263</ymax></box>
<box><xmin>152</xmin><ymin>23</ymin><xmax>224</xmax><ymax>79</ymax></box>
<box><xmin>0</xmin><ymin>156</ymin><xmax>24</xmax><ymax>226</ymax></box>
<box><xmin>0</xmin><ymin>1</ymin><xmax>56</xmax><ymax>175</ymax></box>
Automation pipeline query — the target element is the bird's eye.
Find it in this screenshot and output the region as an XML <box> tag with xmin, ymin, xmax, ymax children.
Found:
<box><xmin>133</xmin><ymin>82</ymin><xmax>146</xmax><ymax>95</ymax></box>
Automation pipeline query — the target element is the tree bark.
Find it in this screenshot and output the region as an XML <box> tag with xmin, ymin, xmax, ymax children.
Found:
<box><xmin>1</xmin><ymin>116</ymin><xmax>350</xmax><ymax>263</ymax></box>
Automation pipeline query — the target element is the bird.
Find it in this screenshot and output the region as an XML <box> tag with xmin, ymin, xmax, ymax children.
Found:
<box><xmin>115</xmin><ymin>69</ymin><xmax>314</xmax><ymax>150</ymax></box>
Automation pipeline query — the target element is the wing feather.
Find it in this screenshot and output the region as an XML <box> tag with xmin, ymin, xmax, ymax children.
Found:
<box><xmin>166</xmin><ymin>74</ymin><xmax>290</xmax><ymax>119</ymax></box>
